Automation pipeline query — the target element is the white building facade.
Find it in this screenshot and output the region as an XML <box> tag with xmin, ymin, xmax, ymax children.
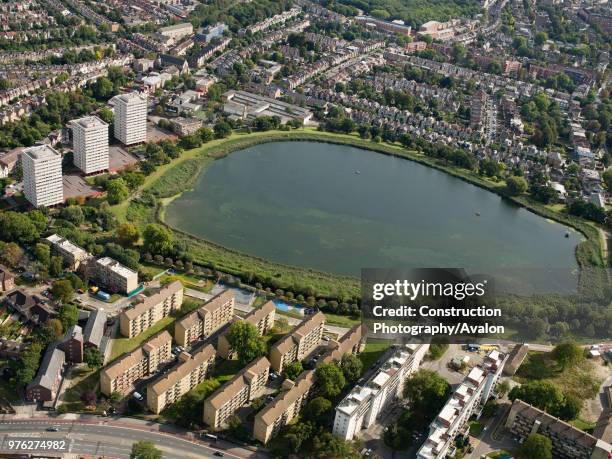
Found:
<box><xmin>113</xmin><ymin>93</ymin><xmax>147</xmax><ymax>146</ymax></box>
<box><xmin>22</xmin><ymin>145</ymin><xmax>63</xmax><ymax>207</ymax></box>
<box><xmin>417</xmin><ymin>350</ymin><xmax>508</xmax><ymax>459</ymax></box>
<box><xmin>333</xmin><ymin>343</ymin><xmax>430</xmax><ymax>441</ymax></box>
<box><xmin>71</xmin><ymin>116</ymin><xmax>109</xmax><ymax>174</ymax></box>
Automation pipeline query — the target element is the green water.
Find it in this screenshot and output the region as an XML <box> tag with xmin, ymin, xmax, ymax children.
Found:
<box><xmin>165</xmin><ymin>141</ymin><xmax>581</xmax><ymax>291</ymax></box>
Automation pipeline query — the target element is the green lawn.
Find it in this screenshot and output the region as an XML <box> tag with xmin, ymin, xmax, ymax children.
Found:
<box><xmin>110</xmin><ymin>315</ymin><xmax>175</xmax><ymax>361</ymax></box>
<box><xmin>323</xmin><ymin>312</ymin><xmax>360</xmax><ymax>328</ymax></box>
<box><xmin>359</xmin><ymin>339</ymin><xmax>392</xmax><ymax>372</ymax></box>
<box><xmin>468</xmin><ymin>420</ymin><xmax>485</xmax><ymax>436</ymax></box>
<box><xmin>571</xmin><ymin>418</ymin><xmax>596</xmax><ymax>432</ymax></box>
<box><xmin>212</xmin><ymin>359</ymin><xmax>243</xmax><ymax>384</ymax></box>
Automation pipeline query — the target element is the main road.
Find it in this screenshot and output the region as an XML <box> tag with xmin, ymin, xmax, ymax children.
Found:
<box><xmin>0</xmin><ymin>419</ymin><xmax>266</xmax><ymax>459</ymax></box>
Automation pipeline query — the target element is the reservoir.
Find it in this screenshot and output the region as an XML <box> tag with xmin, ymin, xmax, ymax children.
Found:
<box><xmin>164</xmin><ymin>141</ymin><xmax>582</xmax><ymax>292</ymax></box>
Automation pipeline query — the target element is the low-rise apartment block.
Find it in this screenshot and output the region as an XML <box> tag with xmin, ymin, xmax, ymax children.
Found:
<box><xmin>269</xmin><ymin>311</ymin><xmax>325</xmax><ymax>373</ymax></box>
<box><xmin>91</xmin><ymin>257</ymin><xmax>139</xmax><ymax>294</ymax></box>
<box><xmin>46</xmin><ymin>234</ymin><xmax>91</xmax><ymax>271</ymax></box>
<box><xmin>100</xmin><ymin>331</ymin><xmax>172</xmax><ymax>396</ymax></box>
<box><xmin>254</xmin><ymin>369</ymin><xmax>316</xmax><ymax>444</ymax></box>
<box><xmin>417</xmin><ymin>350</ymin><xmax>507</xmax><ymax>459</ymax></box>
<box><xmin>147</xmin><ymin>343</ymin><xmax>216</xmax><ymax>414</ymax></box>
<box><xmin>203</xmin><ymin>356</ymin><xmax>270</xmax><ymax>429</ymax></box>
<box><xmin>319</xmin><ymin>324</ymin><xmax>364</xmax><ymax>365</ymax></box>
<box><xmin>217</xmin><ymin>300</ymin><xmax>275</xmax><ymax>359</ymax></box>
<box><xmin>174</xmin><ymin>290</ymin><xmax>234</xmax><ymax>347</ymax></box>
<box><xmin>119</xmin><ymin>281</ymin><xmax>183</xmax><ymax>338</ymax></box>
<box><xmin>26</xmin><ymin>345</ymin><xmax>65</xmax><ymax>402</ymax></box>
<box><xmin>506</xmin><ymin>399</ymin><xmax>612</xmax><ymax>459</ymax></box>
<box><xmin>333</xmin><ymin>343</ymin><xmax>429</xmax><ymax>441</ymax></box>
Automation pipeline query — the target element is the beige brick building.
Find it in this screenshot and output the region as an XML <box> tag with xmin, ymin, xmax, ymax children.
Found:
<box><xmin>203</xmin><ymin>356</ymin><xmax>270</xmax><ymax>429</ymax></box>
<box><xmin>174</xmin><ymin>290</ymin><xmax>234</xmax><ymax>346</ymax></box>
<box><xmin>254</xmin><ymin>369</ymin><xmax>316</xmax><ymax>444</ymax></box>
<box><xmin>318</xmin><ymin>324</ymin><xmax>364</xmax><ymax>365</ymax></box>
<box><xmin>269</xmin><ymin>311</ymin><xmax>325</xmax><ymax>372</ymax></box>
<box><xmin>120</xmin><ymin>281</ymin><xmax>183</xmax><ymax>338</ymax></box>
<box><xmin>217</xmin><ymin>300</ymin><xmax>276</xmax><ymax>359</ymax></box>
<box><xmin>100</xmin><ymin>331</ymin><xmax>172</xmax><ymax>396</ymax></box>
<box><xmin>146</xmin><ymin>343</ymin><xmax>216</xmax><ymax>414</ymax></box>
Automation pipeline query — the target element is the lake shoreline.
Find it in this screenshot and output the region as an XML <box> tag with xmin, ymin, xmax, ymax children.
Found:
<box><xmin>140</xmin><ymin>129</ymin><xmax>604</xmax><ymax>298</ymax></box>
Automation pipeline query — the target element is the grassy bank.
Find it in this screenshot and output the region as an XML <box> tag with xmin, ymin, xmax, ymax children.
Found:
<box><xmin>114</xmin><ymin>128</ymin><xmax>606</xmax><ymax>299</ymax></box>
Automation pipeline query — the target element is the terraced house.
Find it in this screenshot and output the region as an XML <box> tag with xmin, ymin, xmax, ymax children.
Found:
<box><xmin>217</xmin><ymin>300</ymin><xmax>275</xmax><ymax>359</ymax></box>
<box><xmin>269</xmin><ymin>311</ymin><xmax>325</xmax><ymax>372</ymax></box>
<box><xmin>100</xmin><ymin>331</ymin><xmax>172</xmax><ymax>396</ymax></box>
<box><xmin>174</xmin><ymin>290</ymin><xmax>234</xmax><ymax>347</ymax></box>
<box><xmin>119</xmin><ymin>281</ymin><xmax>183</xmax><ymax>338</ymax></box>
<box><xmin>254</xmin><ymin>369</ymin><xmax>316</xmax><ymax>444</ymax></box>
<box><xmin>203</xmin><ymin>356</ymin><xmax>270</xmax><ymax>429</ymax></box>
<box><xmin>146</xmin><ymin>343</ymin><xmax>216</xmax><ymax>414</ymax></box>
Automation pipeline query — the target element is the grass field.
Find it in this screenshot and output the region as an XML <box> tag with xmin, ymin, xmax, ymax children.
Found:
<box><xmin>359</xmin><ymin>339</ymin><xmax>392</xmax><ymax>371</ymax></box>
<box><xmin>514</xmin><ymin>351</ymin><xmax>603</xmax><ymax>400</ymax></box>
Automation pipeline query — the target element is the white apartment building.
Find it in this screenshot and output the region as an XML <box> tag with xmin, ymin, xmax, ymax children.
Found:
<box><xmin>417</xmin><ymin>350</ymin><xmax>508</xmax><ymax>459</ymax></box>
<box><xmin>159</xmin><ymin>23</ymin><xmax>193</xmax><ymax>40</ymax></box>
<box><xmin>21</xmin><ymin>145</ymin><xmax>63</xmax><ymax>207</ymax></box>
<box><xmin>46</xmin><ymin>234</ymin><xmax>91</xmax><ymax>271</ymax></box>
<box><xmin>71</xmin><ymin>116</ymin><xmax>109</xmax><ymax>174</ymax></box>
<box><xmin>112</xmin><ymin>93</ymin><xmax>147</xmax><ymax>146</ymax></box>
<box><xmin>333</xmin><ymin>343</ymin><xmax>430</xmax><ymax>441</ymax></box>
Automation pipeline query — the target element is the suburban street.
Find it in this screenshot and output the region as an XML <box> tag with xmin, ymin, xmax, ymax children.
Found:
<box><xmin>0</xmin><ymin>417</ymin><xmax>267</xmax><ymax>459</ymax></box>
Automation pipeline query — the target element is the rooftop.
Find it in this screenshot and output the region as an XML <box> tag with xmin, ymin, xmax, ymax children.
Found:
<box><xmin>205</xmin><ymin>356</ymin><xmax>269</xmax><ymax>409</ymax></box>
<box><xmin>96</xmin><ymin>257</ymin><xmax>138</xmax><ymax>279</ymax></box>
<box><xmin>256</xmin><ymin>369</ymin><xmax>316</xmax><ymax>425</ymax></box>
<box><xmin>72</xmin><ymin>115</ymin><xmax>107</xmax><ymax>129</ymax></box>
<box><xmin>271</xmin><ymin>311</ymin><xmax>325</xmax><ymax>355</ymax></box>
<box><xmin>22</xmin><ymin>145</ymin><xmax>61</xmax><ymax>162</ymax></box>
<box><xmin>148</xmin><ymin>343</ymin><xmax>216</xmax><ymax>396</ymax></box>
<box><xmin>122</xmin><ymin>280</ymin><xmax>182</xmax><ymax>321</ymax></box>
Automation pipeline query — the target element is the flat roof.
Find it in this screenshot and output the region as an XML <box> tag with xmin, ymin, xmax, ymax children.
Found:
<box><xmin>72</xmin><ymin>115</ymin><xmax>107</xmax><ymax>129</ymax></box>
<box><xmin>96</xmin><ymin>257</ymin><xmax>138</xmax><ymax>279</ymax></box>
<box><xmin>22</xmin><ymin>145</ymin><xmax>61</xmax><ymax>162</ymax></box>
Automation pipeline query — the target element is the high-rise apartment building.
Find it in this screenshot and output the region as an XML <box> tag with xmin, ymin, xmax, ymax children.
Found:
<box><xmin>113</xmin><ymin>93</ymin><xmax>147</xmax><ymax>146</ymax></box>
<box><xmin>22</xmin><ymin>145</ymin><xmax>63</xmax><ymax>207</ymax></box>
<box><xmin>71</xmin><ymin>116</ymin><xmax>109</xmax><ymax>175</ymax></box>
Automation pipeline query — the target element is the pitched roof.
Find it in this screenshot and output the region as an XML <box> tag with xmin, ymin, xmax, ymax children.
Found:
<box><xmin>255</xmin><ymin>369</ymin><xmax>316</xmax><ymax>425</ymax></box>
<box><xmin>176</xmin><ymin>289</ymin><xmax>234</xmax><ymax>330</ymax></box>
<box><xmin>83</xmin><ymin>309</ymin><xmax>107</xmax><ymax>347</ymax></box>
<box><xmin>59</xmin><ymin>325</ymin><xmax>83</xmax><ymax>344</ymax></box>
<box><xmin>122</xmin><ymin>281</ymin><xmax>182</xmax><ymax>321</ymax></box>
<box><xmin>511</xmin><ymin>399</ymin><xmax>603</xmax><ymax>449</ymax></box>
<box><xmin>27</xmin><ymin>344</ymin><xmax>65</xmax><ymax>391</ymax></box>
<box><xmin>102</xmin><ymin>331</ymin><xmax>172</xmax><ymax>380</ymax></box>
<box><xmin>148</xmin><ymin>343</ymin><xmax>216</xmax><ymax>396</ymax></box>
<box><xmin>271</xmin><ymin>311</ymin><xmax>325</xmax><ymax>355</ymax></box>
<box><xmin>205</xmin><ymin>356</ymin><xmax>269</xmax><ymax>409</ymax></box>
